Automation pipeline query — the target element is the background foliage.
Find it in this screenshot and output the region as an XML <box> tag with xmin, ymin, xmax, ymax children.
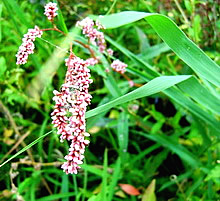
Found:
<box><xmin>0</xmin><ymin>0</ymin><xmax>219</xmax><ymax>200</ymax></box>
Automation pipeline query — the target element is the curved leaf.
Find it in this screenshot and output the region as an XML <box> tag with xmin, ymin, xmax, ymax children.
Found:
<box><xmin>98</xmin><ymin>11</ymin><xmax>220</xmax><ymax>87</ymax></box>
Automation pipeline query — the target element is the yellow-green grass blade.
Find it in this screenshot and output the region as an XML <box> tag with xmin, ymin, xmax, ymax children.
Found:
<box><xmin>177</xmin><ymin>77</ymin><xmax>220</xmax><ymax>116</ymax></box>
<box><xmin>86</xmin><ymin>75</ymin><xmax>191</xmax><ymax>118</ymax></box>
<box><xmin>135</xmin><ymin>131</ymin><xmax>201</xmax><ymax>167</ymax></box>
<box><xmin>0</xmin><ymin>130</ymin><xmax>53</xmax><ymax>168</ymax></box>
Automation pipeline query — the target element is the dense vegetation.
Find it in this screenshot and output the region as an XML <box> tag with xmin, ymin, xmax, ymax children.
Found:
<box><xmin>0</xmin><ymin>0</ymin><xmax>219</xmax><ymax>200</ymax></box>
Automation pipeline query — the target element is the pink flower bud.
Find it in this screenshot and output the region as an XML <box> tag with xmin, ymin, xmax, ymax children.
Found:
<box><xmin>44</xmin><ymin>2</ymin><xmax>58</xmax><ymax>21</ymax></box>
<box><xmin>111</xmin><ymin>59</ymin><xmax>128</xmax><ymax>74</ymax></box>
<box><xmin>107</xmin><ymin>48</ymin><xmax>114</xmax><ymax>56</ymax></box>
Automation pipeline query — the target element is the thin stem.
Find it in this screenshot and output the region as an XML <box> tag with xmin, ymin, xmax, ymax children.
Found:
<box><xmin>39</xmin><ymin>37</ymin><xmax>69</xmax><ymax>53</ymax></box>
<box><xmin>106</xmin><ymin>0</ymin><xmax>118</xmax><ymax>15</ymax></box>
<box><xmin>41</xmin><ymin>27</ymin><xmax>97</xmax><ymax>59</ymax></box>
<box><xmin>115</xmin><ymin>71</ymin><xmax>143</xmax><ymax>87</ymax></box>
<box><xmin>12</xmin><ymin>161</ymin><xmax>63</xmax><ymax>166</ymax></box>
<box><xmin>0</xmin><ymin>100</ymin><xmax>34</xmax><ymax>162</ymax></box>
<box><xmin>0</xmin><ymin>131</ymin><xmax>30</xmax><ymax>164</ymax></box>
<box><xmin>41</xmin><ymin>27</ymin><xmax>67</xmax><ymax>36</ymax></box>
<box><xmin>0</xmin><ymin>100</ymin><xmax>53</xmax><ymax>195</ymax></box>
<box><xmin>173</xmin><ymin>0</ymin><xmax>190</xmax><ymax>26</ymax></box>
<box><xmin>42</xmin><ymin>178</ymin><xmax>53</xmax><ymax>195</ymax></box>
<box><xmin>75</xmin><ymin>40</ymin><xmax>96</xmax><ymax>58</ymax></box>
<box><xmin>70</xmin><ymin>41</ymin><xmax>73</xmax><ymax>54</ymax></box>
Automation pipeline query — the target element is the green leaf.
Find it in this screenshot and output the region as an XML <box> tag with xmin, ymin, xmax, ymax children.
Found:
<box><xmin>184</xmin><ymin>0</ymin><xmax>192</xmax><ymax>14</ymax></box>
<box><xmin>138</xmin><ymin>42</ymin><xmax>170</xmax><ymax>60</ymax></box>
<box><xmin>106</xmin><ymin>35</ymin><xmax>220</xmax><ymax>133</ymax></box>
<box><xmin>96</xmin><ymin>12</ymin><xmax>151</xmax><ymax>29</ymax></box>
<box><xmin>36</xmin><ymin>193</ymin><xmax>75</xmax><ymax>201</ymax></box>
<box><xmin>136</xmin><ymin>131</ymin><xmax>200</xmax><ymax>167</ymax></box>
<box><xmin>165</xmin><ymin>87</ymin><xmax>220</xmax><ymax>134</ymax></box>
<box><xmin>117</xmin><ymin>112</ymin><xmax>129</xmax><ymax>160</ymax></box>
<box><xmin>107</xmin><ymin>158</ymin><xmax>121</xmax><ymax>201</ymax></box>
<box><xmin>158</xmin><ymin>171</ymin><xmax>193</xmax><ymax>192</ymax></box>
<box><xmin>86</xmin><ymin>75</ymin><xmax>191</xmax><ymax>118</ymax></box>
<box><xmin>0</xmin><ymin>56</ymin><xmax>6</xmax><ymax>78</ymax></box>
<box><xmin>135</xmin><ymin>26</ymin><xmax>150</xmax><ymax>51</ymax></box>
<box><xmin>0</xmin><ymin>4</ymin><xmax>2</xmax><ymax>42</ymax></box>
<box><xmin>98</xmin><ymin>11</ymin><xmax>220</xmax><ymax>87</ymax></box>
<box><xmin>142</xmin><ymin>179</ymin><xmax>156</xmax><ymax>201</ymax></box>
<box><xmin>205</xmin><ymin>165</ymin><xmax>220</xmax><ymax>184</ymax></box>
<box><xmin>101</xmin><ymin>149</ymin><xmax>108</xmax><ymax>201</ymax></box>
<box><xmin>54</xmin><ymin>0</ymin><xmax>68</xmax><ymax>34</ymax></box>
<box><xmin>61</xmin><ymin>174</ymin><xmax>69</xmax><ymax>201</ymax></box>
<box><xmin>80</xmin><ymin>164</ymin><xmax>106</xmax><ymax>177</ymax></box>
<box><xmin>106</xmin><ymin>34</ymin><xmax>220</xmax><ymax>135</ymax></box>
<box><xmin>5</xmin><ymin>0</ymin><xmax>30</xmax><ymax>27</ymax></box>
<box><xmin>193</xmin><ymin>14</ymin><xmax>201</xmax><ymax>42</ymax></box>
<box><xmin>177</xmin><ymin>77</ymin><xmax>220</xmax><ymax>115</ymax></box>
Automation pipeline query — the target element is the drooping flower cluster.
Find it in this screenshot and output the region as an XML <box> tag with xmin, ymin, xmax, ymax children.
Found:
<box><xmin>76</xmin><ymin>17</ymin><xmax>106</xmax><ymax>53</ymax></box>
<box><xmin>76</xmin><ymin>17</ymin><xmax>128</xmax><ymax>73</ymax></box>
<box><xmin>15</xmin><ymin>1</ymin><xmax>131</xmax><ymax>174</ymax></box>
<box><xmin>51</xmin><ymin>55</ymin><xmax>93</xmax><ymax>174</ymax></box>
<box><xmin>16</xmin><ymin>26</ymin><xmax>43</xmax><ymax>65</ymax></box>
<box><xmin>44</xmin><ymin>2</ymin><xmax>58</xmax><ymax>21</ymax></box>
<box><xmin>111</xmin><ymin>59</ymin><xmax>128</xmax><ymax>74</ymax></box>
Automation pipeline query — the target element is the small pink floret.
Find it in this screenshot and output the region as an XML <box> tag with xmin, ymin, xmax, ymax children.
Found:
<box><xmin>111</xmin><ymin>59</ymin><xmax>128</xmax><ymax>74</ymax></box>
<box><xmin>107</xmin><ymin>48</ymin><xmax>114</xmax><ymax>56</ymax></box>
<box><xmin>85</xmin><ymin>58</ymin><xmax>99</xmax><ymax>66</ymax></box>
<box><xmin>51</xmin><ymin>55</ymin><xmax>96</xmax><ymax>174</ymax></box>
<box><xmin>44</xmin><ymin>2</ymin><xmax>58</xmax><ymax>21</ymax></box>
<box><xmin>129</xmin><ymin>80</ymin><xmax>134</xmax><ymax>87</ymax></box>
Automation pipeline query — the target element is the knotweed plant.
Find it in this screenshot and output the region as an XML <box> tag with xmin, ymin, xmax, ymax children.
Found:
<box><xmin>15</xmin><ymin>2</ymin><xmax>133</xmax><ymax>174</ymax></box>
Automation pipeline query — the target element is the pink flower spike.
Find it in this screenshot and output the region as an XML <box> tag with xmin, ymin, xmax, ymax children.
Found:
<box><xmin>44</xmin><ymin>2</ymin><xmax>58</xmax><ymax>21</ymax></box>
<box><xmin>16</xmin><ymin>26</ymin><xmax>43</xmax><ymax>65</ymax></box>
<box><xmin>76</xmin><ymin>17</ymin><xmax>106</xmax><ymax>53</ymax></box>
<box><xmin>51</xmin><ymin>55</ymin><xmax>93</xmax><ymax>174</ymax></box>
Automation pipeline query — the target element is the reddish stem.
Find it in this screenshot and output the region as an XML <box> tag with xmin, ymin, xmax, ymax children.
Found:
<box><xmin>42</xmin><ymin>27</ymin><xmax>97</xmax><ymax>59</ymax></box>
<box><xmin>117</xmin><ymin>71</ymin><xmax>143</xmax><ymax>87</ymax></box>
<box><xmin>75</xmin><ymin>40</ymin><xmax>96</xmax><ymax>59</ymax></box>
<box><xmin>41</xmin><ymin>27</ymin><xmax>67</xmax><ymax>36</ymax></box>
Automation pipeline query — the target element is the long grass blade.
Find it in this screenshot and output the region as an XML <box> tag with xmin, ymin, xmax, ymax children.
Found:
<box><xmin>86</xmin><ymin>75</ymin><xmax>191</xmax><ymax>118</ymax></box>
<box><xmin>135</xmin><ymin>131</ymin><xmax>201</xmax><ymax>167</ymax></box>
<box><xmin>106</xmin><ymin>36</ymin><xmax>220</xmax><ymax>133</ymax></box>
<box><xmin>98</xmin><ymin>11</ymin><xmax>220</xmax><ymax>87</ymax></box>
<box><xmin>0</xmin><ymin>130</ymin><xmax>53</xmax><ymax>168</ymax></box>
